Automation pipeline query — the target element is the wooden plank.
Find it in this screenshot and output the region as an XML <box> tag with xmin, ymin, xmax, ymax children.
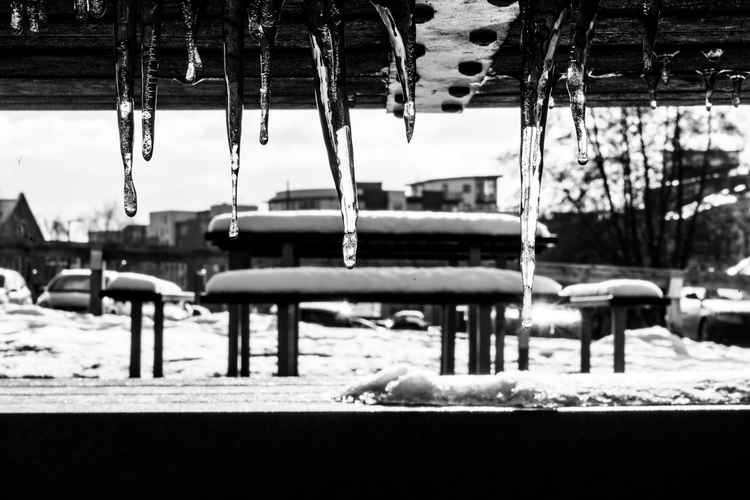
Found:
<box><xmin>129</xmin><ymin>300</ymin><xmax>142</xmax><ymax>378</ymax></box>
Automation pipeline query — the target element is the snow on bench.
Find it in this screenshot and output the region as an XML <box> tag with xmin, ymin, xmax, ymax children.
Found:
<box><xmin>207</xmin><ymin>209</ymin><xmax>552</xmax><ymax>237</ymax></box>
<box><xmin>105</xmin><ymin>272</ymin><xmax>194</xmax><ymax>302</ymax></box>
<box><xmin>559</xmin><ymin>279</ymin><xmax>664</xmax><ymax>301</ymax></box>
<box><xmin>204</xmin><ymin>266</ymin><xmax>562</xmax><ymax>302</ymax></box>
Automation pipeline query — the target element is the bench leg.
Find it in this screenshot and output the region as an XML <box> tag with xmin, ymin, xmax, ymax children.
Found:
<box><xmin>494</xmin><ymin>304</ymin><xmax>505</xmax><ymax>373</ymax></box>
<box><xmin>580</xmin><ymin>309</ymin><xmax>592</xmax><ymax>373</ymax></box>
<box><xmin>153</xmin><ymin>299</ymin><xmax>164</xmax><ymax>378</ymax></box>
<box><xmin>612</xmin><ymin>306</ymin><xmax>627</xmax><ymax>373</ymax></box>
<box><xmin>129</xmin><ymin>301</ymin><xmax>142</xmax><ymax>378</ymax></box>
<box><xmin>477</xmin><ymin>305</ymin><xmax>492</xmax><ymax>374</ymax></box>
<box><xmin>467</xmin><ymin>305</ymin><xmax>478</xmax><ymax>374</ymax></box>
<box><xmin>440</xmin><ymin>304</ymin><xmax>456</xmax><ymax>375</ymax></box>
<box><xmin>277</xmin><ymin>303</ymin><xmax>299</xmax><ymax>376</ymax></box>
<box><xmin>240</xmin><ymin>304</ymin><xmax>251</xmax><ymax>377</ymax></box>
<box><xmin>227</xmin><ymin>304</ymin><xmax>239</xmax><ymax>377</ymax></box>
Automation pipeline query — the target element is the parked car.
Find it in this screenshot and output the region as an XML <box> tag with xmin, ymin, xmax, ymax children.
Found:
<box><xmin>299</xmin><ymin>303</ymin><xmax>378</xmax><ymax>329</ymax></box>
<box><xmin>389</xmin><ymin>310</ymin><xmax>430</xmax><ymax>331</ymax></box>
<box><xmin>680</xmin><ymin>286</ymin><xmax>750</xmax><ymax>345</ymax></box>
<box><xmin>0</xmin><ymin>268</ymin><xmax>33</xmax><ymax>305</ymax></box>
<box><xmin>36</xmin><ymin>269</ymin><xmax>120</xmax><ymax>313</ymax></box>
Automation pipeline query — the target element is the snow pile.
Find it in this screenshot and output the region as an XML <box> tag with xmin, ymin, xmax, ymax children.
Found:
<box><xmin>340</xmin><ymin>367</ymin><xmax>750</xmax><ymax>407</ymax></box>
<box><xmin>208</xmin><ymin>210</ymin><xmax>552</xmax><ymax>237</ymax></box>
<box><xmin>206</xmin><ymin>267</ymin><xmax>562</xmax><ymax>296</ymax></box>
<box><xmin>339</xmin><ymin>326</ymin><xmax>750</xmax><ymax>406</ymax></box>
<box><xmin>559</xmin><ymin>279</ymin><xmax>663</xmax><ymax>299</ymax></box>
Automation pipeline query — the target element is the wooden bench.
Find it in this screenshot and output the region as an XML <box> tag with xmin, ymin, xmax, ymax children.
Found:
<box><xmin>202</xmin><ymin>266</ymin><xmax>562</xmax><ymax>376</ymax></box>
<box><xmin>558</xmin><ymin>279</ymin><xmax>670</xmax><ymax>373</ymax></box>
<box><xmin>101</xmin><ymin>273</ymin><xmax>194</xmax><ymax>378</ymax></box>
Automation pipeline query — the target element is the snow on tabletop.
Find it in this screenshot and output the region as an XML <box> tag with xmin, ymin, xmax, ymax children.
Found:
<box><xmin>207</xmin><ymin>210</ymin><xmax>552</xmax><ymax>237</ymax></box>
<box><xmin>106</xmin><ymin>272</ymin><xmax>183</xmax><ymax>295</ymax></box>
<box><xmin>559</xmin><ymin>279</ymin><xmax>664</xmax><ymax>299</ymax></box>
<box><xmin>205</xmin><ymin>267</ymin><xmax>563</xmax><ymax>296</ymax></box>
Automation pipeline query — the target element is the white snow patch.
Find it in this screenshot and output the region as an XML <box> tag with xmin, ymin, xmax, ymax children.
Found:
<box><xmin>205</xmin><ymin>267</ymin><xmax>562</xmax><ymax>296</ymax></box>
<box><xmin>208</xmin><ymin>210</ymin><xmax>552</xmax><ymax>237</ymax></box>
<box><xmin>559</xmin><ymin>279</ymin><xmax>663</xmax><ymax>298</ymax></box>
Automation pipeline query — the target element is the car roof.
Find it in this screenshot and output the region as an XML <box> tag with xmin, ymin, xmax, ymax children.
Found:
<box><xmin>58</xmin><ymin>269</ymin><xmax>119</xmax><ymax>278</ymax></box>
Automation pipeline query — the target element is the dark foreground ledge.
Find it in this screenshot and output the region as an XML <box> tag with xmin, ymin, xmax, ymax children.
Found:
<box><xmin>1</xmin><ymin>378</ymin><xmax>748</xmax><ymax>498</ymax></box>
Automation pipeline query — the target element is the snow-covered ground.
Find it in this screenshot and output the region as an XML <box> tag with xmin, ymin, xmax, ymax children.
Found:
<box><xmin>3</xmin><ymin>304</ymin><xmax>750</xmax><ymax>383</ymax></box>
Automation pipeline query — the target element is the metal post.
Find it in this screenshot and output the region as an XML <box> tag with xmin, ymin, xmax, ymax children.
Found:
<box><xmin>494</xmin><ymin>304</ymin><xmax>506</xmax><ymax>373</ymax></box>
<box><xmin>580</xmin><ymin>308</ymin><xmax>592</xmax><ymax>373</ymax></box>
<box><xmin>129</xmin><ymin>300</ymin><xmax>142</xmax><ymax>378</ymax></box>
<box><xmin>153</xmin><ymin>297</ymin><xmax>164</xmax><ymax>378</ymax></box>
<box><xmin>612</xmin><ymin>306</ymin><xmax>627</xmax><ymax>373</ymax></box>
<box><xmin>440</xmin><ymin>304</ymin><xmax>456</xmax><ymax>375</ymax></box>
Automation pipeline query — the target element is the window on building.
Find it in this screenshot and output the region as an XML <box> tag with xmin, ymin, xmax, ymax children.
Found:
<box><xmin>462</xmin><ymin>184</ymin><xmax>471</xmax><ymax>193</ymax></box>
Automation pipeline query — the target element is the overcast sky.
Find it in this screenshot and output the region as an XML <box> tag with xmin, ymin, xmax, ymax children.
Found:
<box><xmin>0</xmin><ymin>108</ymin><xmax>520</xmax><ymax>228</ymax></box>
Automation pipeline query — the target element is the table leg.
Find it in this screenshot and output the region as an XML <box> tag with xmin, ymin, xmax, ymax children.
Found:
<box><xmin>153</xmin><ymin>298</ymin><xmax>164</xmax><ymax>378</ymax></box>
<box><xmin>129</xmin><ymin>300</ymin><xmax>142</xmax><ymax>378</ymax></box>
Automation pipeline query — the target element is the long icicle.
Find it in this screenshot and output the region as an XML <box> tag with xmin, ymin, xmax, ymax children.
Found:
<box><xmin>224</xmin><ymin>0</ymin><xmax>245</xmax><ymax>238</ymax></box>
<box><xmin>141</xmin><ymin>0</ymin><xmax>163</xmax><ymax>161</ymax></box>
<box><xmin>304</xmin><ymin>0</ymin><xmax>359</xmax><ymax>268</ymax></box>
<box><xmin>115</xmin><ymin>0</ymin><xmax>138</xmax><ymax>217</ymax></box>
<box><xmin>89</xmin><ymin>0</ymin><xmax>107</xmax><ymax>18</ymax></box>
<box><xmin>696</xmin><ymin>49</ymin><xmax>725</xmax><ymax>111</ymax></box>
<box><xmin>729</xmin><ymin>71</ymin><xmax>748</xmax><ymax>107</ymax></box>
<box><xmin>370</xmin><ymin>0</ymin><xmax>417</xmax><ymax>142</ymax></box>
<box><xmin>10</xmin><ymin>0</ymin><xmax>24</xmax><ymax>35</ymax></box>
<box><xmin>74</xmin><ymin>0</ymin><xmax>88</xmax><ymax>22</ymax></box>
<box><xmin>248</xmin><ymin>0</ymin><xmax>286</xmax><ymax>145</ymax></box>
<box><xmin>518</xmin><ymin>0</ymin><xmax>567</xmax><ymax>370</ymax></box>
<box><xmin>639</xmin><ymin>0</ymin><xmax>661</xmax><ymax>108</ymax></box>
<box><xmin>566</xmin><ymin>0</ymin><xmax>599</xmax><ymax>165</ymax></box>
<box><xmin>181</xmin><ymin>0</ymin><xmax>205</xmax><ymax>83</ymax></box>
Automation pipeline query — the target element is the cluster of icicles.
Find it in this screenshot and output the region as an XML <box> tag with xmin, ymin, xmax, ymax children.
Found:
<box><xmin>8</xmin><ymin>0</ymin><xmax>416</xmax><ymax>270</ymax></box>
<box><xmin>8</xmin><ymin>1</ymin><xmax>741</xmax><ymax>368</ymax></box>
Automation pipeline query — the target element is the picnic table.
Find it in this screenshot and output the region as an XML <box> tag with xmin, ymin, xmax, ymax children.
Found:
<box><xmin>202</xmin><ymin>266</ymin><xmax>562</xmax><ymax>376</ymax></box>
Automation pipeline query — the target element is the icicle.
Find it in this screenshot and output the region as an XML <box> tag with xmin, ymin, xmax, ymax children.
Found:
<box><xmin>518</xmin><ymin>0</ymin><xmax>567</xmax><ymax>370</ymax></box>
<box><xmin>696</xmin><ymin>49</ymin><xmax>724</xmax><ymax>111</ymax></box>
<box><xmin>642</xmin><ymin>51</ymin><xmax>678</xmax><ymax>110</ymax></box>
<box><xmin>26</xmin><ymin>0</ymin><xmax>39</xmax><ymax>33</ymax></box>
<box><xmin>37</xmin><ymin>0</ymin><xmax>46</xmax><ymax>25</ymax></box>
<box><xmin>640</xmin><ymin>0</ymin><xmax>661</xmax><ymax>73</ymax></box>
<box><xmin>180</xmin><ymin>0</ymin><xmax>205</xmax><ymax>83</ymax></box>
<box><xmin>115</xmin><ymin>0</ymin><xmax>138</xmax><ymax>217</ymax></box>
<box><xmin>224</xmin><ymin>0</ymin><xmax>245</xmax><ymax>238</ymax></box>
<box><xmin>248</xmin><ymin>0</ymin><xmax>286</xmax><ymax>145</ymax></box>
<box><xmin>89</xmin><ymin>0</ymin><xmax>106</xmax><ymax>18</ymax></box>
<box><xmin>10</xmin><ymin>0</ymin><xmax>23</xmax><ymax>35</ymax></box>
<box><xmin>304</xmin><ymin>0</ymin><xmax>359</xmax><ymax>268</ymax></box>
<box><xmin>566</xmin><ymin>0</ymin><xmax>598</xmax><ymax>165</ymax></box>
<box><xmin>141</xmin><ymin>0</ymin><xmax>162</xmax><ymax>161</ymax></box>
<box><xmin>74</xmin><ymin>0</ymin><xmax>88</xmax><ymax>22</ymax></box>
<box><xmin>729</xmin><ymin>72</ymin><xmax>748</xmax><ymax>108</ymax></box>
<box><xmin>371</xmin><ymin>0</ymin><xmax>417</xmax><ymax>142</ymax></box>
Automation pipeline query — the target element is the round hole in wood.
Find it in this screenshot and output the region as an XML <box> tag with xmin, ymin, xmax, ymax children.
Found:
<box><xmin>415</xmin><ymin>43</ymin><xmax>426</xmax><ymax>58</ymax></box>
<box><xmin>441</xmin><ymin>100</ymin><xmax>463</xmax><ymax>113</ymax></box>
<box><xmin>448</xmin><ymin>85</ymin><xmax>471</xmax><ymax>98</ymax></box>
<box><xmin>487</xmin><ymin>0</ymin><xmax>516</xmax><ymax>6</ymax></box>
<box><xmin>458</xmin><ymin>60</ymin><xmax>483</xmax><ymax>76</ymax></box>
<box><xmin>393</xmin><ymin>105</ymin><xmax>404</xmax><ymax>118</ymax></box>
<box><xmin>415</xmin><ymin>3</ymin><xmax>435</xmax><ymax>24</ymax></box>
<box><xmin>394</xmin><ymin>92</ymin><xmax>404</xmax><ymax>104</ymax></box>
<box><xmin>469</xmin><ymin>28</ymin><xmax>497</xmax><ymax>46</ymax></box>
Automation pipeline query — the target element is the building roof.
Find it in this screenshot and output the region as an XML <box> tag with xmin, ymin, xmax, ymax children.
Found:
<box><xmin>0</xmin><ymin>198</ymin><xmax>18</xmax><ymax>225</ymax></box>
<box><xmin>268</xmin><ymin>189</ymin><xmax>338</xmax><ymax>204</ymax></box>
<box><xmin>408</xmin><ymin>175</ymin><xmax>501</xmax><ymax>187</ymax></box>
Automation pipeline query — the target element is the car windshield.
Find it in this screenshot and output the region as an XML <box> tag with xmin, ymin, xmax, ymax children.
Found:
<box><xmin>50</xmin><ymin>275</ymin><xmax>90</xmax><ymax>293</ymax></box>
